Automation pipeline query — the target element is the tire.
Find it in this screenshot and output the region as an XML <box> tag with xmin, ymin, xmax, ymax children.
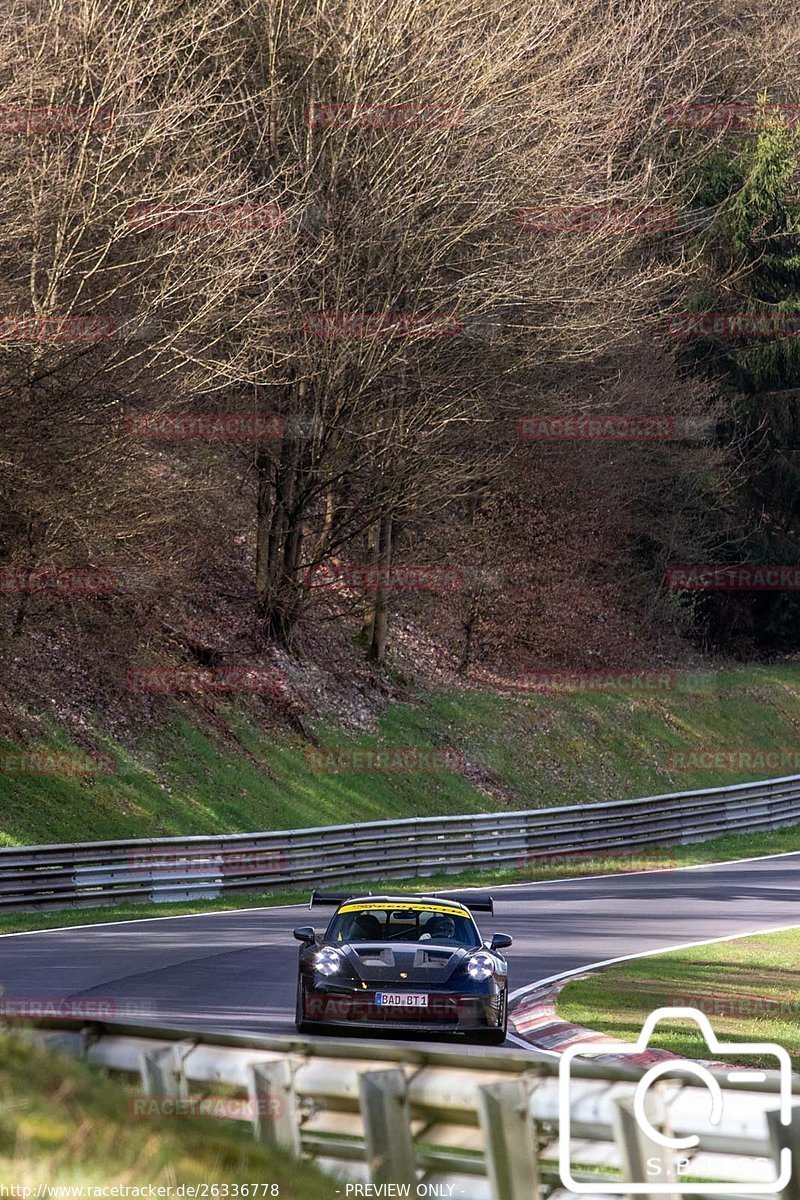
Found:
<box><xmin>294</xmin><ymin>981</ymin><xmax>314</xmax><ymax>1034</ymax></box>
<box><xmin>468</xmin><ymin>992</ymin><xmax>507</xmax><ymax>1044</ymax></box>
<box><xmin>470</xmin><ymin>1026</ymin><xmax>507</xmax><ymax>1045</ymax></box>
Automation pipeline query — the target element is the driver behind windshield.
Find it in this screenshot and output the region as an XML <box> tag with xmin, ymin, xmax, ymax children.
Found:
<box><xmin>419</xmin><ymin>914</ymin><xmax>456</xmax><ymax>941</ymax></box>
<box><xmin>327</xmin><ymin>905</ymin><xmax>478</xmax><ymax>947</ymax></box>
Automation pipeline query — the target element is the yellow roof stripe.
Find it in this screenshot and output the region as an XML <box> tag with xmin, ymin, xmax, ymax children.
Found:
<box><xmin>338</xmin><ymin>901</ymin><xmax>465</xmax><ymax>917</ymax></box>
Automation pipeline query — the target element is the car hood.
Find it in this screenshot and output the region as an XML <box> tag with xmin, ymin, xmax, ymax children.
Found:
<box><xmin>330</xmin><ymin>940</ymin><xmax>474</xmax><ymax>985</ymax></box>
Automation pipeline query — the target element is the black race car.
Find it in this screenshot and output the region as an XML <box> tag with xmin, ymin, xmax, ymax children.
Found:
<box><xmin>293</xmin><ymin>891</ymin><xmax>512</xmax><ymax>1044</ymax></box>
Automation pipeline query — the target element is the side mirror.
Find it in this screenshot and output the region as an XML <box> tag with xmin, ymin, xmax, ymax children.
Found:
<box><xmin>490</xmin><ymin>933</ymin><xmax>513</xmax><ymax>951</ymax></box>
<box><xmin>293</xmin><ymin>926</ymin><xmax>317</xmax><ymax>945</ymax></box>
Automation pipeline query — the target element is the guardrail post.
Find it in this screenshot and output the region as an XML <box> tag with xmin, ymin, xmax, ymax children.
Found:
<box><xmin>767</xmin><ymin>1105</ymin><xmax>800</xmax><ymax>1199</ymax></box>
<box><xmin>139</xmin><ymin>1043</ymin><xmax>189</xmax><ymax>1099</ymax></box>
<box><xmin>613</xmin><ymin>1093</ymin><xmax>675</xmax><ymax>1200</ymax></box>
<box><xmin>476</xmin><ymin>1078</ymin><xmax>540</xmax><ymax>1200</ymax></box>
<box><xmin>247</xmin><ymin>1059</ymin><xmax>301</xmax><ymax>1155</ymax></box>
<box><xmin>359</xmin><ymin>1068</ymin><xmax>417</xmax><ymax>1187</ymax></box>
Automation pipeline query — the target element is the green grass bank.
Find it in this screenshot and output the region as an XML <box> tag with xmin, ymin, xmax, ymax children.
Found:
<box><xmin>2</xmin><ymin>665</ymin><xmax>800</xmax><ymax>847</ymax></box>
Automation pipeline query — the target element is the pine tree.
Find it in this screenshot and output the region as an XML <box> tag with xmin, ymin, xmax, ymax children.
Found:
<box><xmin>687</xmin><ymin>97</ymin><xmax>800</xmax><ymax>651</ymax></box>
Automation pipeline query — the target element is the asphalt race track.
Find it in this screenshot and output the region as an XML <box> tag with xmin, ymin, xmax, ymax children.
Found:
<box><xmin>3</xmin><ymin>852</ymin><xmax>800</xmax><ymax>1047</ymax></box>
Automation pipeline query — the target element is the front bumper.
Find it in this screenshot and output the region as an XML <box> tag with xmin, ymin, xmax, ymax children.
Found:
<box><xmin>300</xmin><ymin>982</ymin><xmax>505</xmax><ymax>1032</ymax></box>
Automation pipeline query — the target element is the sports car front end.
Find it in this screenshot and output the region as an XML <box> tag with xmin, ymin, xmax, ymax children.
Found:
<box><xmin>293</xmin><ymin>895</ymin><xmax>511</xmax><ymax>1044</ymax></box>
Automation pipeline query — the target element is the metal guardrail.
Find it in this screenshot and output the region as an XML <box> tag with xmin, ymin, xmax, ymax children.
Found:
<box><xmin>20</xmin><ymin>1017</ymin><xmax>799</xmax><ymax>1198</ymax></box>
<box><xmin>3</xmin><ymin>772</ymin><xmax>800</xmax><ymax>911</ymax></box>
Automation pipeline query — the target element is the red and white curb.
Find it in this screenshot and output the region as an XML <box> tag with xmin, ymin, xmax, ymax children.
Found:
<box><xmin>510</xmin><ymin>979</ymin><xmax>729</xmax><ymax>1068</ymax></box>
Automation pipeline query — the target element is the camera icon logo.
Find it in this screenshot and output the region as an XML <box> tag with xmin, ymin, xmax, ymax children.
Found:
<box><xmin>558</xmin><ymin>1006</ymin><xmax>792</xmax><ymax>1194</ymax></box>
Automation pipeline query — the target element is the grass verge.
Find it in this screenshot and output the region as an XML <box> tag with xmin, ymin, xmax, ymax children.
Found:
<box><xmin>0</xmin><ymin>1029</ymin><xmax>336</xmax><ymax>1193</ymax></box>
<box><xmin>3</xmin><ymin>664</ymin><xmax>800</xmax><ymax>846</ymax></box>
<box><xmin>557</xmin><ymin>927</ymin><xmax>800</xmax><ymax>1068</ymax></box>
<box><xmin>2</xmin><ymin>821</ymin><xmax>800</xmax><ymax>937</ymax></box>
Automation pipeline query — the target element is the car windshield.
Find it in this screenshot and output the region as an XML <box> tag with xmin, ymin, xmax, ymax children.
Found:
<box><xmin>325</xmin><ymin>903</ymin><xmax>480</xmax><ymax>948</ymax></box>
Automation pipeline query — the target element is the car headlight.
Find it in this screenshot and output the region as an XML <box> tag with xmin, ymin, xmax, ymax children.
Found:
<box><xmin>314</xmin><ymin>947</ymin><xmax>343</xmax><ymax>977</ymax></box>
<box><xmin>467</xmin><ymin>951</ymin><xmax>495</xmax><ymax>982</ymax></box>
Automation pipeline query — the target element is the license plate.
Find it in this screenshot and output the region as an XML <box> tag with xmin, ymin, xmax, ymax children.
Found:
<box><xmin>375</xmin><ymin>992</ymin><xmax>428</xmax><ymax>1007</ymax></box>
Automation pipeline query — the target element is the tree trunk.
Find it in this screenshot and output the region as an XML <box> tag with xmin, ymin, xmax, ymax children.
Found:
<box><xmin>366</xmin><ymin>510</ymin><xmax>392</xmax><ymax>663</ymax></box>
<box><xmin>254</xmin><ymin>442</ymin><xmax>273</xmax><ymax>609</ymax></box>
<box><xmin>457</xmin><ymin>601</ymin><xmax>476</xmax><ymax>675</ymax></box>
<box><xmin>254</xmin><ymin>382</ymin><xmax>307</xmax><ymax>646</ymax></box>
<box><xmin>361</xmin><ymin>519</ymin><xmax>379</xmax><ymax>643</ymax></box>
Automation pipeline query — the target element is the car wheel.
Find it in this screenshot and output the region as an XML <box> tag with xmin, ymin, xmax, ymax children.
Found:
<box><xmin>295</xmin><ymin>982</ymin><xmax>314</xmax><ymax>1034</ymax></box>
<box><xmin>470</xmin><ymin>1026</ymin><xmax>507</xmax><ymax>1045</ymax></box>
<box><xmin>468</xmin><ymin>992</ymin><xmax>507</xmax><ymax>1044</ymax></box>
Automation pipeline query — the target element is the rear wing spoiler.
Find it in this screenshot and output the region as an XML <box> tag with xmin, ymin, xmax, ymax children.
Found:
<box><xmin>309</xmin><ymin>890</ymin><xmax>363</xmax><ymax>909</ymax></box>
<box><xmin>434</xmin><ymin>891</ymin><xmax>494</xmax><ymax>914</ymax></box>
<box><xmin>309</xmin><ymin>889</ymin><xmax>494</xmax><ymax>914</ymax></box>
